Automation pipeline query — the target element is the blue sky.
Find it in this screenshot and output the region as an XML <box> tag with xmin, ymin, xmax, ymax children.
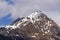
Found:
<box><xmin>0</xmin><ymin>13</ymin><xmax>13</xmax><ymax>26</ymax></box>
<box><xmin>0</xmin><ymin>0</ymin><xmax>60</xmax><ymax>26</ymax></box>
<box><xmin>0</xmin><ymin>0</ymin><xmax>14</xmax><ymax>26</ymax></box>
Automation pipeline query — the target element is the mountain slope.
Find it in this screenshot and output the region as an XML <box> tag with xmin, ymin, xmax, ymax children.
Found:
<box><xmin>0</xmin><ymin>11</ymin><xmax>60</xmax><ymax>40</ymax></box>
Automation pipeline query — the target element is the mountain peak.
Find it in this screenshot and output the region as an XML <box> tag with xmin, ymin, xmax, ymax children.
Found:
<box><xmin>0</xmin><ymin>11</ymin><xmax>60</xmax><ymax>40</ymax></box>
<box><xmin>10</xmin><ymin>11</ymin><xmax>49</xmax><ymax>26</ymax></box>
<box><xmin>28</xmin><ymin>11</ymin><xmax>47</xmax><ymax>20</ymax></box>
<box><xmin>26</xmin><ymin>11</ymin><xmax>48</xmax><ymax>23</ymax></box>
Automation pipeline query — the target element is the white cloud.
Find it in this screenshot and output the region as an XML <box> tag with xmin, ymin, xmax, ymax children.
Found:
<box><xmin>0</xmin><ymin>0</ymin><xmax>60</xmax><ymax>26</ymax></box>
<box><xmin>0</xmin><ymin>0</ymin><xmax>9</xmax><ymax>18</ymax></box>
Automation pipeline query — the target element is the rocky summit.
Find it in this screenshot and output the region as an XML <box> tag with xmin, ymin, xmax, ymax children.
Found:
<box><xmin>0</xmin><ymin>11</ymin><xmax>60</xmax><ymax>40</ymax></box>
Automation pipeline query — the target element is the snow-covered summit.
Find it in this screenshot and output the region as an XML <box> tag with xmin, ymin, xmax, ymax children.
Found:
<box><xmin>24</xmin><ymin>11</ymin><xmax>47</xmax><ymax>23</ymax></box>
<box><xmin>28</xmin><ymin>11</ymin><xmax>47</xmax><ymax>19</ymax></box>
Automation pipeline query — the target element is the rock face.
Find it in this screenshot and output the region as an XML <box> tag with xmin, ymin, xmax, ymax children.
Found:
<box><xmin>0</xmin><ymin>11</ymin><xmax>60</xmax><ymax>40</ymax></box>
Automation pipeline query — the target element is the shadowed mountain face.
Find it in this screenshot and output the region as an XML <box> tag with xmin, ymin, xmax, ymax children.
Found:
<box><xmin>0</xmin><ymin>11</ymin><xmax>60</xmax><ymax>40</ymax></box>
<box><xmin>10</xmin><ymin>17</ymin><xmax>25</xmax><ymax>25</ymax></box>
